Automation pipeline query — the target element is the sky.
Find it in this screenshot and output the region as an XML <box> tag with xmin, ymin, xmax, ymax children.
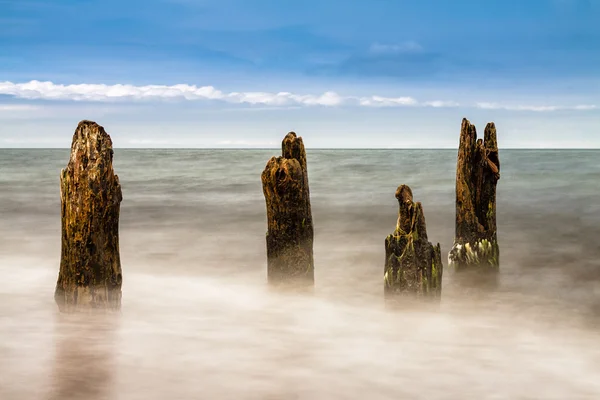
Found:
<box><xmin>0</xmin><ymin>0</ymin><xmax>599</xmax><ymax>148</ymax></box>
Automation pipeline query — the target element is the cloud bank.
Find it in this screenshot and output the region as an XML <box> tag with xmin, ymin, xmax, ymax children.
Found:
<box><xmin>0</xmin><ymin>80</ymin><xmax>429</xmax><ymax>107</ymax></box>
<box><xmin>0</xmin><ymin>81</ymin><xmax>596</xmax><ymax>112</ymax></box>
<box><xmin>475</xmin><ymin>102</ymin><xmax>597</xmax><ymax>112</ymax></box>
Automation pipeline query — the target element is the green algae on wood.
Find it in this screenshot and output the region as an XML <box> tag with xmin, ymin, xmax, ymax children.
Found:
<box><xmin>449</xmin><ymin>118</ymin><xmax>500</xmax><ymax>273</ymax></box>
<box><xmin>54</xmin><ymin>120</ymin><xmax>123</xmax><ymax>312</ymax></box>
<box><xmin>261</xmin><ymin>132</ymin><xmax>314</xmax><ymax>287</ymax></box>
<box><xmin>384</xmin><ymin>185</ymin><xmax>443</xmax><ymax>298</ymax></box>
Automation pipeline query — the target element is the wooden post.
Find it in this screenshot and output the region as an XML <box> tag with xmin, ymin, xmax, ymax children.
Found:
<box><xmin>261</xmin><ymin>132</ymin><xmax>314</xmax><ymax>287</ymax></box>
<box><xmin>384</xmin><ymin>185</ymin><xmax>443</xmax><ymax>298</ymax></box>
<box><xmin>54</xmin><ymin>120</ymin><xmax>123</xmax><ymax>312</ymax></box>
<box><xmin>449</xmin><ymin>118</ymin><xmax>500</xmax><ymax>274</ymax></box>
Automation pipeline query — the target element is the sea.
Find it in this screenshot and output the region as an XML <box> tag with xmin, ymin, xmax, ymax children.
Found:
<box><xmin>1</xmin><ymin>148</ymin><xmax>599</xmax><ymax>399</ymax></box>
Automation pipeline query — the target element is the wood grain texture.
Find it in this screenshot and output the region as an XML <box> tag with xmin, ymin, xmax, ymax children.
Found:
<box><xmin>54</xmin><ymin>120</ymin><xmax>123</xmax><ymax>312</ymax></box>
<box><xmin>261</xmin><ymin>132</ymin><xmax>314</xmax><ymax>287</ymax></box>
<box><xmin>384</xmin><ymin>185</ymin><xmax>443</xmax><ymax>298</ymax></box>
<box><xmin>449</xmin><ymin>118</ymin><xmax>500</xmax><ymax>274</ymax></box>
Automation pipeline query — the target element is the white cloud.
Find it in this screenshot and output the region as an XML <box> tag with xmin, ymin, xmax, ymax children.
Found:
<box><xmin>573</xmin><ymin>104</ymin><xmax>597</xmax><ymax>110</ymax></box>
<box><xmin>476</xmin><ymin>102</ymin><xmax>597</xmax><ymax>112</ymax></box>
<box><xmin>0</xmin><ymin>81</ymin><xmax>596</xmax><ymax>113</ymax></box>
<box><xmin>0</xmin><ymin>80</ymin><xmax>444</xmax><ymax>108</ymax></box>
<box><xmin>369</xmin><ymin>41</ymin><xmax>423</xmax><ymax>54</ymax></box>
<box><xmin>423</xmin><ymin>100</ymin><xmax>461</xmax><ymax>108</ymax></box>
<box><xmin>358</xmin><ymin>95</ymin><xmax>418</xmax><ymax>107</ymax></box>
<box><xmin>0</xmin><ymin>104</ymin><xmax>40</xmax><ymax>111</ymax></box>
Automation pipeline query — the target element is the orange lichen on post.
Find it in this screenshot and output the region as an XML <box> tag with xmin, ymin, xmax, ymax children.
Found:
<box><xmin>54</xmin><ymin>120</ymin><xmax>123</xmax><ymax>312</ymax></box>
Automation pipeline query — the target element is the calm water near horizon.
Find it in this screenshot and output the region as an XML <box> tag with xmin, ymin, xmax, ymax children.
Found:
<box><xmin>1</xmin><ymin>148</ymin><xmax>599</xmax><ymax>399</ymax></box>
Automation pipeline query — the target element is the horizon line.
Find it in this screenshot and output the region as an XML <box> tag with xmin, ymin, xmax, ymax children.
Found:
<box><xmin>2</xmin><ymin>147</ymin><xmax>599</xmax><ymax>151</ymax></box>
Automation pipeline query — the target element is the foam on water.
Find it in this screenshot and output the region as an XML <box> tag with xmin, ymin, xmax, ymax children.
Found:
<box><xmin>1</xmin><ymin>262</ymin><xmax>600</xmax><ymax>399</ymax></box>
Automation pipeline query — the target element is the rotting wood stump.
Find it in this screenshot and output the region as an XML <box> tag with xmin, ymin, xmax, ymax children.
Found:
<box><xmin>384</xmin><ymin>185</ymin><xmax>443</xmax><ymax>298</ymax></box>
<box><xmin>54</xmin><ymin>120</ymin><xmax>123</xmax><ymax>312</ymax></box>
<box><xmin>448</xmin><ymin>118</ymin><xmax>500</xmax><ymax>274</ymax></box>
<box><xmin>261</xmin><ymin>132</ymin><xmax>314</xmax><ymax>287</ymax></box>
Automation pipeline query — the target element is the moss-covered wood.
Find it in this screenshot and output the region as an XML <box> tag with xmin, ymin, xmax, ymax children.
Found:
<box><xmin>261</xmin><ymin>132</ymin><xmax>314</xmax><ymax>286</ymax></box>
<box><xmin>449</xmin><ymin>118</ymin><xmax>500</xmax><ymax>273</ymax></box>
<box><xmin>54</xmin><ymin>120</ymin><xmax>123</xmax><ymax>312</ymax></box>
<box><xmin>384</xmin><ymin>185</ymin><xmax>443</xmax><ymax>298</ymax></box>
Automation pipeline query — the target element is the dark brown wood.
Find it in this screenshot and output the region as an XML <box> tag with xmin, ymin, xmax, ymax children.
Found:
<box><xmin>261</xmin><ymin>132</ymin><xmax>314</xmax><ymax>286</ymax></box>
<box><xmin>449</xmin><ymin>118</ymin><xmax>500</xmax><ymax>273</ymax></box>
<box><xmin>384</xmin><ymin>185</ymin><xmax>443</xmax><ymax>298</ymax></box>
<box><xmin>54</xmin><ymin>120</ymin><xmax>123</xmax><ymax>312</ymax></box>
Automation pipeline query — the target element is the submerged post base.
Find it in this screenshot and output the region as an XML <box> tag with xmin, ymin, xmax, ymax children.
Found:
<box><xmin>448</xmin><ymin>238</ymin><xmax>500</xmax><ymax>273</ymax></box>
<box><xmin>448</xmin><ymin>238</ymin><xmax>499</xmax><ymax>290</ymax></box>
<box><xmin>54</xmin><ymin>285</ymin><xmax>122</xmax><ymax>313</ymax></box>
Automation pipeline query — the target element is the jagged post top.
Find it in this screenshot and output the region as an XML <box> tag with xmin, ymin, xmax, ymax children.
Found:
<box><xmin>61</xmin><ymin>120</ymin><xmax>121</xmax><ymax>209</ymax></box>
<box><xmin>395</xmin><ymin>184</ymin><xmax>413</xmax><ymax>204</ymax></box>
<box><xmin>484</xmin><ymin>122</ymin><xmax>500</xmax><ymax>175</ymax></box>
<box><xmin>394</xmin><ymin>184</ymin><xmax>428</xmax><ymax>240</ymax></box>
<box><xmin>484</xmin><ymin>122</ymin><xmax>498</xmax><ymax>150</ymax></box>
<box><xmin>261</xmin><ymin>131</ymin><xmax>311</xmax><ymax>219</ymax></box>
<box><xmin>395</xmin><ymin>184</ymin><xmax>414</xmax><ymax>234</ymax></box>
<box><xmin>458</xmin><ymin>118</ymin><xmax>476</xmax><ymax>152</ymax></box>
<box><xmin>459</xmin><ymin>118</ymin><xmax>498</xmax><ymax>152</ymax></box>
<box><xmin>261</xmin><ymin>132</ymin><xmax>304</xmax><ymax>197</ymax></box>
<box><xmin>67</xmin><ymin>120</ymin><xmax>115</xmax><ymax>172</ymax></box>
<box><xmin>281</xmin><ymin>131</ymin><xmax>307</xmax><ymax>171</ymax></box>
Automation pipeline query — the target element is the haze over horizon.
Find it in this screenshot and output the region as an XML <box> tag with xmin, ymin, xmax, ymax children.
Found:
<box><xmin>1</xmin><ymin>0</ymin><xmax>599</xmax><ymax>148</ymax></box>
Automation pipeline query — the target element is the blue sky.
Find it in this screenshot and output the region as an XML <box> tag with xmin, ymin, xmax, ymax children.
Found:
<box><xmin>1</xmin><ymin>0</ymin><xmax>599</xmax><ymax>148</ymax></box>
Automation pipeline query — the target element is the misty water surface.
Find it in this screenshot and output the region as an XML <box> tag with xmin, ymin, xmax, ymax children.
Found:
<box><xmin>1</xmin><ymin>149</ymin><xmax>599</xmax><ymax>399</ymax></box>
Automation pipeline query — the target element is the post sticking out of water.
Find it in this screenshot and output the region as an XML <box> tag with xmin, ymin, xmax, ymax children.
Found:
<box><xmin>54</xmin><ymin>120</ymin><xmax>123</xmax><ymax>312</ymax></box>
<box><xmin>261</xmin><ymin>132</ymin><xmax>314</xmax><ymax>287</ymax></box>
<box><xmin>384</xmin><ymin>185</ymin><xmax>443</xmax><ymax>298</ymax></box>
<box><xmin>449</xmin><ymin>118</ymin><xmax>500</xmax><ymax>274</ymax></box>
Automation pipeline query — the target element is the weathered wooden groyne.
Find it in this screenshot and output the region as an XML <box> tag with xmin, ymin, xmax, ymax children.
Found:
<box><xmin>54</xmin><ymin>120</ymin><xmax>123</xmax><ymax>312</ymax></box>
<box><xmin>261</xmin><ymin>132</ymin><xmax>314</xmax><ymax>287</ymax></box>
<box><xmin>49</xmin><ymin>117</ymin><xmax>504</xmax><ymax>305</ymax></box>
<box><xmin>448</xmin><ymin>118</ymin><xmax>500</xmax><ymax>274</ymax></box>
<box><xmin>384</xmin><ymin>185</ymin><xmax>443</xmax><ymax>298</ymax></box>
